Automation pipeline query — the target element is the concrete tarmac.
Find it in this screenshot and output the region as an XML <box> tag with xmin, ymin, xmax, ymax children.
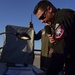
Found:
<box><xmin>33</xmin><ymin>54</ymin><xmax>40</xmax><ymax>68</ymax></box>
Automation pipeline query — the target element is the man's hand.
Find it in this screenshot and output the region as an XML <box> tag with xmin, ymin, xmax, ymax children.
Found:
<box><xmin>28</xmin><ymin>22</ymin><xmax>33</xmax><ymax>28</ymax></box>
<box><xmin>49</xmin><ymin>48</ymin><xmax>54</xmax><ymax>54</ymax></box>
<box><xmin>48</xmin><ymin>34</ymin><xmax>55</xmax><ymax>44</ymax></box>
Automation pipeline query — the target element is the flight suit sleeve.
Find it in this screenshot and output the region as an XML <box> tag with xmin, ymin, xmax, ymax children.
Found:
<box><xmin>53</xmin><ymin>10</ymin><xmax>75</xmax><ymax>55</ymax></box>
<box><xmin>34</xmin><ymin>30</ymin><xmax>42</xmax><ymax>40</ymax></box>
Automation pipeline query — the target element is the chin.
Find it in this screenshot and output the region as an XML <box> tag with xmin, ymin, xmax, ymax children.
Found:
<box><xmin>46</xmin><ymin>22</ymin><xmax>51</xmax><ymax>25</ymax></box>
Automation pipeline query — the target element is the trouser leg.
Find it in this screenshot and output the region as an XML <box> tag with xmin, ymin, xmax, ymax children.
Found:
<box><xmin>46</xmin><ymin>53</ymin><xmax>65</xmax><ymax>75</ymax></box>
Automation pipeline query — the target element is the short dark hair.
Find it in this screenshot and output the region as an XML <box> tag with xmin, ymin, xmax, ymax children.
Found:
<box><xmin>33</xmin><ymin>0</ymin><xmax>55</xmax><ymax>14</ymax></box>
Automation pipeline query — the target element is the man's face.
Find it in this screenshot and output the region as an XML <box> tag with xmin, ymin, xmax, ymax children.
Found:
<box><xmin>36</xmin><ymin>7</ymin><xmax>54</xmax><ymax>25</ymax></box>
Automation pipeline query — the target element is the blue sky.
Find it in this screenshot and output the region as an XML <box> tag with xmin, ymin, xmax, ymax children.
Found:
<box><xmin>0</xmin><ymin>0</ymin><xmax>75</xmax><ymax>49</ymax></box>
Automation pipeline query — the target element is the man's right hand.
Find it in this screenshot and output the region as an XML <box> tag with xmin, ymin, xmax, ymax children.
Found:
<box><xmin>48</xmin><ymin>34</ymin><xmax>55</xmax><ymax>44</ymax></box>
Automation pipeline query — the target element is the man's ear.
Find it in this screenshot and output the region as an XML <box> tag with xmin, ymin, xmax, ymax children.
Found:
<box><xmin>47</xmin><ymin>6</ymin><xmax>52</xmax><ymax>13</ymax></box>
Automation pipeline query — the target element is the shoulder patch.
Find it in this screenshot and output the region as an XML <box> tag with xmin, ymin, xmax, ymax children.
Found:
<box><xmin>55</xmin><ymin>25</ymin><xmax>64</xmax><ymax>39</ymax></box>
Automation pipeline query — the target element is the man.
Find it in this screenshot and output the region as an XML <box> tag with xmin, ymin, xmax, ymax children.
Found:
<box><xmin>33</xmin><ymin>0</ymin><xmax>75</xmax><ymax>75</ymax></box>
